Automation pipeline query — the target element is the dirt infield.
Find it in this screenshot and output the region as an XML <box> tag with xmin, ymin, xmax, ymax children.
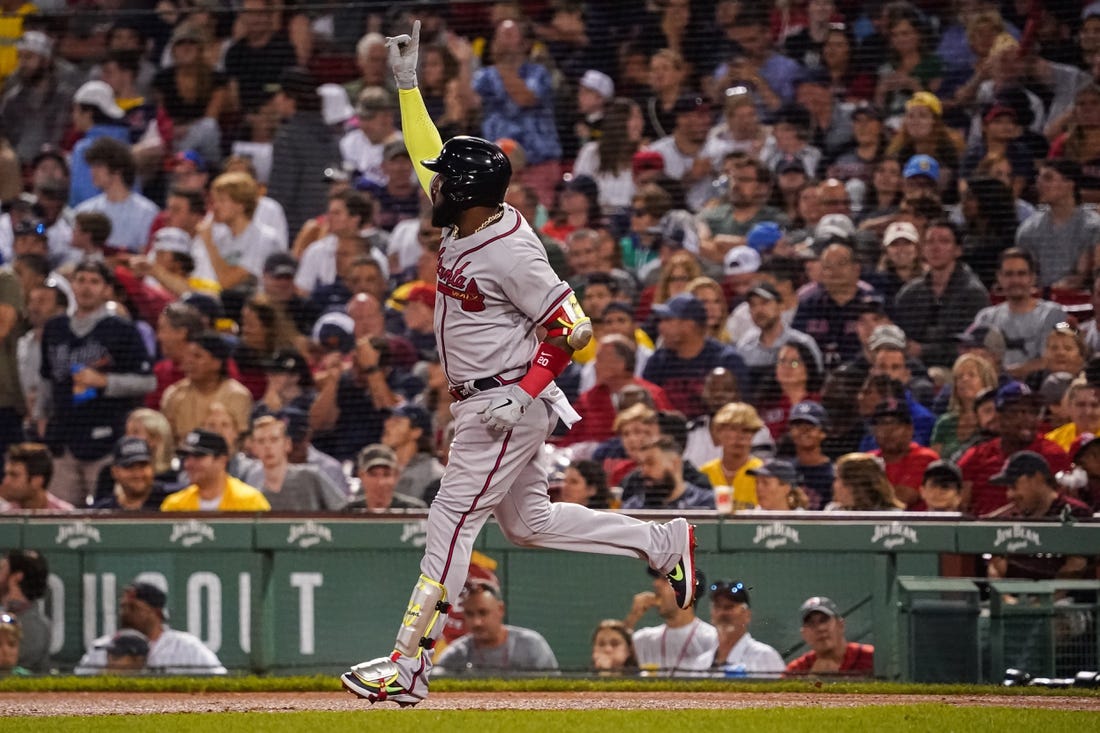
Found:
<box><xmin>3</xmin><ymin>691</ymin><xmax>1099</xmax><ymax>716</ymax></box>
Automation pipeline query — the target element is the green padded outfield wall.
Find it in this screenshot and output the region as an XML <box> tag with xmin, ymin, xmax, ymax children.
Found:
<box><xmin>1</xmin><ymin>515</ymin><xmax>1097</xmax><ymax>676</ymax></box>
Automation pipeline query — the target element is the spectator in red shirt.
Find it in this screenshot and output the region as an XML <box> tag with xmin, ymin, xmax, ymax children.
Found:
<box><xmin>563</xmin><ymin>335</ymin><xmax>671</xmax><ymax>447</ymax></box>
<box><xmin>958</xmin><ymin>382</ymin><xmax>1070</xmax><ymax>517</ymax></box>
<box><xmin>985</xmin><ymin>451</ymin><xmax>1093</xmax><ymax>581</ymax></box>
<box><xmin>785</xmin><ymin>596</ymin><xmax>874</xmax><ymax>676</ymax></box>
<box><xmin>868</xmin><ymin>398</ymin><xmax>939</xmax><ymax>509</ymax></box>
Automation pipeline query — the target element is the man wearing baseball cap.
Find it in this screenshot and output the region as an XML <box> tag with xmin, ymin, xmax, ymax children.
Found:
<box><xmin>708</xmin><ymin>580</ymin><xmax>784</xmax><ymax>676</ymax></box>
<box><xmin>160</xmin><ymin>429</ymin><xmax>270</xmax><ymax>512</ymax></box>
<box><xmin>785</xmin><ymin>596</ymin><xmax>874</xmax><ymax>676</ymax></box>
<box><xmin>573</xmin><ymin>69</ymin><xmax>613</xmax><ymax>154</ymax></box>
<box><xmin>381</xmin><ymin>403</ymin><xmax>444</xmax><ymax>503</ymax></box>
<box><xmin>644</xmin><ymin>293</ymin><xmax>749</xmax><ymax>420</ymax></box>
<box><xmin>92</xmin><ymin>437</ymin><xmax>173</xmax><ymax>511</ymax></box>
<box><xmin>736</xmin><ymin>281</ymin><xmax>823</xmax><ymax>382</ymax></box>
<box><xmin>894</xmin><ymin>219</ymin><xmax>990</xmax><ymax>369</ymax></box>
<box><xmin>75</xmin><ymin>579</ymin><xmax>227</xmax><ymax>674</ymax></box>
<box><xmin>786</xmin><ymin>401</ymin><xmax>834</xmax><ymax>509</ymax></box>
<box><xmin>986</xmin><ymin>451</ymin><xmax>1091</xmax><ymax>580</ymax></box>
<box><xmin>746</xmin><ymin>459</ymin><xmax>807</xmax><ymax>511</ymax></box>
<box><xmin>868</xmin><ymin>399</ymin><xmax>939</xmax><ymax>508</ymax></box>
<box><xmin>957</xmin><ymin>382</ymin><xmax>1070</xmax><ymax>516</ymax></box>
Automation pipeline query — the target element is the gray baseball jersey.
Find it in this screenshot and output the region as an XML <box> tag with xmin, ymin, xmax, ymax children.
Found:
<box><xmin>433</xmin><ymin>204</ymin><xmax>571</xmax><ymax>385</ymax></box>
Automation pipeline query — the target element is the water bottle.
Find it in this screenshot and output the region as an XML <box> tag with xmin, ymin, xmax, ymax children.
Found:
<box><xmin>71</xmin><ymin>364</ymin><xmax>99</xmax><ymax>404</ymax></box>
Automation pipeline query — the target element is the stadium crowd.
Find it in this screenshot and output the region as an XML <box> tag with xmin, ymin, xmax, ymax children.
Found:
<box><xmin>1</xmin><ymin>0</ymin><xmax>1100</xmax><ymax>676</ymax></box>
<box><xmin>0</xmin><ymin>0</ymin><xmax>1094</xmax><ymax>517</ymax></box>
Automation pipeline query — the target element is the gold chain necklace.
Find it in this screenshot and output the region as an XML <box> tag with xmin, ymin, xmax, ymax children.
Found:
<box><xmin>459</xmin><ymin>207</ymin><xmax>504</xmax><ymax>238</ymax></box>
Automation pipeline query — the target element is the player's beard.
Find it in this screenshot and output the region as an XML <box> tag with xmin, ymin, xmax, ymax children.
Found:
<box><xmin>431</xmin><ymin>197</ymin><xmax>462</xmax><ymax>229</ymax></box>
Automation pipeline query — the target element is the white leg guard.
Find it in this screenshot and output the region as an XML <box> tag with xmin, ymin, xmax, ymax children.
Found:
<box><xmin>393</xmin><ymin>574</ymin><xmax>450</xmax><ymax>658</ymax></box>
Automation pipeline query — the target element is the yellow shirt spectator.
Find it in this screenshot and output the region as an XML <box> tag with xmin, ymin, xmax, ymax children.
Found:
<box><xmin>700</xmin><ymin>456</ymin><xmax>762</xmax><ymax>511</ymax></box>
<box><xmin>703</xmin><ymin>401</ymin><xmax>767</xmax><ymax>510</ymax></box>
<box><xmin>161</xmin><ymin>476</ymin><xmax>271</xmax><ymax>512</ymax></box>
<box><xmin>160</xmin><ymin>428</ymin><xmax>271</xmax><ymax>512</ymax></box>
<box><xmin>0</xmin><ymin>3</ymin><xmax>37</xmax><ymax>84</ymax></box>
<box><xmin>1046</xmin><ymin>422</ymin><xmax>1077</xmax><ymax>452</ymax></box>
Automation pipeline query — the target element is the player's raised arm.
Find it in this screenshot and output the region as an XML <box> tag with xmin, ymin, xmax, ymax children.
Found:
<box><xmin>387</xmin><ymin>20</ymin><xmax>443</xmax><ymax>196</ymax></box>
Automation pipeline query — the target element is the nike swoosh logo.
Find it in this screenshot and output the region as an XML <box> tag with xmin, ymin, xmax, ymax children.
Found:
<box><xmin>499</xmin><ymin>400</ymin><xmax>512</xmax><ymax>408</ymax></box>
<box><xmin>669</xmin><ymin>566</ymin><xmax>684</xmax><ymax>582</ymax></box>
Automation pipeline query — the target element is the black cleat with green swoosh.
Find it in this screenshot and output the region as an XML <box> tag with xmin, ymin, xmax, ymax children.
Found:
<box><xmin>667</xmin><ymin>524</ymin><xmax>697</xmax><ymax>609</ymax></box>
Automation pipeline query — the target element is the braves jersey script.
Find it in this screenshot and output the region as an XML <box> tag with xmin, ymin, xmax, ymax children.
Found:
<box><xmin>434</xmin><ymin>204</ymin><xmax>571</xmax><ymax>386</ymax></box>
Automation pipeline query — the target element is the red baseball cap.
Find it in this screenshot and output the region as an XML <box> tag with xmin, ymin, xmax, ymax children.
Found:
<box><xmin>406</xmin><ymin>283</ymin><xmax>436</xmax><ymax>309</ymax></box>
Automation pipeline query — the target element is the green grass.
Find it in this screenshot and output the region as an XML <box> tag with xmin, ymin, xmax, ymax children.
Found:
<box><xmin>0</xmin><ymin>707</ymin><xmax>1092</xmax><ymax>733</ymax></box>
<box><xmin>1</xmin><ymin>675</ymin><xmax>1099</xmax><ymax>697</ymax></box>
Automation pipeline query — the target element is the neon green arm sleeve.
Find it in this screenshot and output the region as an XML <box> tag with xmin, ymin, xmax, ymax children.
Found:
<box><xmin>398</xmin><ymin>87</ymin><xmax>444</xmax><ymax>197</ymax></box>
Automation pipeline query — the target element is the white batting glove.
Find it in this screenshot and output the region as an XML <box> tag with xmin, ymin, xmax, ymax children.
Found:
<box><xmin>479</xmin><ymin>385</ymin><xmax>533</xmax><ymax>433</ymax></box>
<box><xmin>385</xmin><ymin>19</ymin><xmax>420</xmax><ymax>90</ymax></box>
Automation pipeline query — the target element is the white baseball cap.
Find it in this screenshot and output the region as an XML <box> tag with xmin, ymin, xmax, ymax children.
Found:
<box><xmin>579</xmin><ymin>69</ymin><xmax>614</xmax><ymax>101</ymax></box>
<box><xmin>17</xmin><ymin>30</ymin><xmax>53</xmax><ymax>59</ymax></box>
<box><xmin>884</xmin><ymin>221</ymin><xmax>920</xmax><ymax>246</ymax></box>
<box><xmin>814</xmin><ymin>213</ymin><xmax>855</xmax><ymax>244</ymax></box>
<box><xmin>318</xmin><ymin>83</ymin><xmax>354</xmax><ymax>126</ymax></box>
<box><xmin>152</xmin><ymin>227</ymin><xmax>193</xmax><ymax>255</ymax></box>
<box><xmin>74</xmin><ymin>80</ymin><xmax>125</xmax><ymax>120</ymax></box>
<box><xmin>723</xmin><ymin>245</ymin><xmax>762</xmax><ymax>276</ymax></box>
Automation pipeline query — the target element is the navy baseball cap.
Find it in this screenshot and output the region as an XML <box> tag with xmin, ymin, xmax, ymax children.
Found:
<box><xmin>126</xmin><ymin>582</ymin><xmax>168</xmax><ymax>615</ymax></box>
<box><xmin>99</xmin><ymin>628</ymin><xmax>150</xmax><ymax>657</ymax></box>
<box><xmin>746</xmin><ymin>281</ymin><xmax>781</xmax><ymax>302</ymax></box>
<box><xmin>176</xmin><ymin>428</ymin><xmax>229</xmax><ymax>457</ymax></box>
<box><xmin>990</xmin><ymin>451</ymin><xmax>1053</xmax><ymax>486</ymax></box>
<box><xmin>747</xmin><ymin>458</ymin><xmax>799</xmax><ymax>485</ymax></box>
<box><xmin>922</xmin><ymin>459</ymin><xmax>963</xmax><ymax>488</ymax></box>
<box><xmin>113</xmin><ymin>436</ymin><xmax>152</xmax><ymax>467</ymax></box>
<box><xmin>709</xmin><ymin>580</ymin><xmax>751</xmax><ymax>606</ymax></box>
<box><xmin>391</xmin><ymin>403</ymin><xmax>431</xmax><ymax>433</ymax></box>
<box><xmin>789</xmin><ymin>401</ymin><xmax>828</xmax><ymax>427</ymax></box>
<box><xmin>278</xmin><ymin>407</ymin><xmax>310</xmax><ymax>442</ymax></box>
<box><xmin>652</xmin><ymin>293</ymin><xmax>707</xmax><ymax>326</ymax></box>
<box><xmin>601</xmin><ymin>301</ymin><xmax>634</xmax><ymax>320</ymax></box>
<box><xmin>994</xmin><ymin>381</ymin><xmax>1037</xmax><ymax>411</ymax></box>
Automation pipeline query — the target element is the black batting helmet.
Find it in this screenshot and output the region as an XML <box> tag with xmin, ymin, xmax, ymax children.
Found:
<box><xmin>422</xmin><ymin>136</ymin><xmax>512</xmax><ymax>210</ymax></box>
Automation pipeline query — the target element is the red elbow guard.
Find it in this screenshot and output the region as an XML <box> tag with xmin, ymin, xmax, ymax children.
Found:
<box><xmin>518</xmin><ymin>342</ymin><xmax>571</xmax><ymax>399</ymax></box>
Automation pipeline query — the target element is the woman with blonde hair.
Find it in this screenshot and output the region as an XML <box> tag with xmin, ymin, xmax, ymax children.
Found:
<box><xmin>699</xmin><ymin>402</ymin><xmax>765</xmax><ymax>511</ymax></box>
<box><xmin>884</xmin><ymin>92</ymin><xmax>963</xmax><ymax>193</ymax></box>
<box><xmin>830</xmin><ymin>453</ymin><xmax>904</xmax><ymax>511</ymax></box>
<box><xmin>687</xmin><ymin>276</ymin><xmax>730</xmax><ymax>343</ymax></box>
<box><xmin>639</xmin><ymin>250</ymin><xmax>703</xmax><ymax>323</ymax></box>
<box><xmin>930</xmin><ymin>353</ymin><xmax>999</xmax><ymax>460</ymax></box>
<box><xmin>126</xmin><ymin>408</ymin><xmax>177</xmax><ymax>477</ymax></box>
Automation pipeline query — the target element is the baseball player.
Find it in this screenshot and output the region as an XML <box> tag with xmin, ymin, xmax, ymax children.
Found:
<box><xmin>341</xmin><ymin>20</ymin><xmax>698</xmax><ymax>706</ymax></box>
